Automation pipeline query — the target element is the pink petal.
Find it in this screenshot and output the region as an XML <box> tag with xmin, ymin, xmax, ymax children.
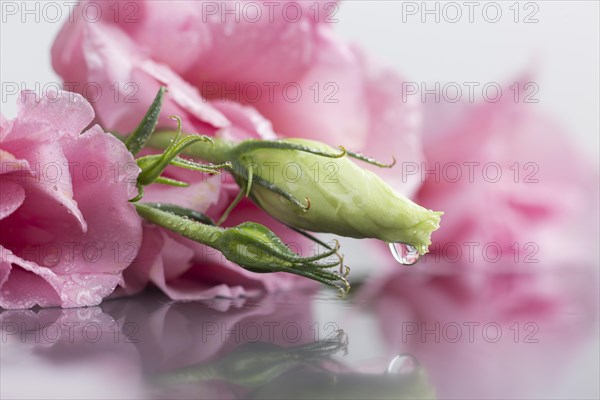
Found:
<box><xmin>0</xmin><ymin>126</ymin><xmax>142</xmax><ymax>275</ymax></box>
<box><xmin>349</xmin><ymin>45</ymin><xmax>424</xmax><ymax>197</ymax></box>
<box><xmin>0</xmin><ymin>113</ymin><xmax>11</xmax><ymax>140</ymax></box>
<box><xmin>250</xmin><ymin>30</ymin><xmax>370</xmax><ymax>150</ymax></box>
<box><xmin>415</xmin><ymin>78</ymin><xmax>599</xmax><ymax>269</ymax></box>
<box><xmin>1</xmin><ymin>91</ymin><xmax>99</xmax><ymax>230</ymax></box>
<box><xmin>142</xmin><ymin>176</ymin><xmax>222</xmax><ymax>214</ymax></box>
<box><xmin>0</xmin><ymin>150</ymin><xmax>29</xmax><ymax>175</ymax></box>
<box><xmin>0</xmin><ymin>181</ymin><xmax>25</xmax><ymax>220</ymax></box>
<box><xmin>8</xmin><ymin>140</ymin><xmax>86</xmax><ymax>231</ymax></box>
<box><xmin>181</xmin><ymin>1</ymin><xmax>322</xmax><ymax>86</ymax></box>
<box><xmin>8</xmin><ymin>90</ymin><xmax>94</xmax><ymax>142</ymax></box>
<box><xmin>54</xmin><ymin>17</ymin><xmax>228</xmax><ymax>135</ymax></box>
<box><xmin>0</xmin><ymin>259</ymin><xmax>10</xmax><ymax>287</ymax></box>
<box><xmin>115</xmin><ymin>225</ymin><xmax>163</xmax><ymax>296</ymax></box>
<box><xmin>211</xmin><ymin>101</ymin><xmax>277</xmax><ymax>141</ymax></box>
<box><xmin>54</xmin><ymin>125</ymin><xmax>143</xmax><ymax>274</ymax></box>
<box><xmin>0</xmin><ymin>247</ymin><xmax>120</xmax><ymax>309</ymax></box>
<box><xmin>139</xmin><ymin>59</ymin><xmax>230</xmax><ymax>130</ymax></box>
<box><xmin>0</xmin><ymin>91</ymin><xmax>88</xmax><ymax>232</ymax></box>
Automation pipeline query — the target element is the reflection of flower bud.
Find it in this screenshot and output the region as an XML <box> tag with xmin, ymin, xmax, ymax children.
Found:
<box><xmin>234</xmin><ymin>139</ymin><xmax>442</xmax><ymax>255</ymax></box>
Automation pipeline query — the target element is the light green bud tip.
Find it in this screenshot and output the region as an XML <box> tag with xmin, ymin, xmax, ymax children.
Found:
<box><xmin>235</xmin><ymin>139</ymin><xmax>442</xmax><ymax>255</ymax></box>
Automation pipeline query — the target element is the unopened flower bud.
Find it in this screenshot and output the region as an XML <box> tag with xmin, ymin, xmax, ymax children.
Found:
<box><xmin>232</xmin><ymin>139</ymin><xmax>442</xmax><ymax>255</ymax></box>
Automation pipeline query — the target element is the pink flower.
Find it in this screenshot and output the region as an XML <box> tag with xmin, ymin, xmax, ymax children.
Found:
<box><xmin>52</xmin><ymin>1</ymin><xmax>417</xmax><ymax>299</ymax></box>
<box><xmin>406</xmin><ymin>78</ymin><xmax>599</xmax><ymax>279</ymax></box>
<box><xmin>0</xmin><ymin>91</ymin><xmax>143</xmax><ymax>309</ymax></box>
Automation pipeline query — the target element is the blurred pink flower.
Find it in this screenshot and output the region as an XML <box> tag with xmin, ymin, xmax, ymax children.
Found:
<box><xmin>51</xmin><ymin>0</ymin><xmax>420</xmax><ymax>299</ymax></box>
<box><xmin>401</xmin><ymin>78</ymin><xmax>598</xmax><ymax>279</ymax></box>
<box><xmin>0</xmin><ymin>91</ymin><xmax>143</xmax><ymax>309</ymax></box>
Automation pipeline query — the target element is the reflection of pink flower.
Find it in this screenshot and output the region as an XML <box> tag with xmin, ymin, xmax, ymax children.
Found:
<box><xmin>360</xmin><ymin>268</ymin><xmax>599</xmax><ymax>399</ymax></box>
<box><xmin>0</xmin><ymin>91</ymin><xmax>142</xmax><ymax>308</ymax></box>
<box><xmin>52</xmin><ymin>1</ymin><xmax>422</xmax><ymax>298</ymax></box>
<box><xmin>104</xmin><ymin>290</ymin><xmax>321</xmax><ymax>373</ymax></box>
<box><xmin>0</xmin><ymin>289</ymin><xmax>321</xmax><ymax>398</ymax></box>
<box><xmin>0</xmin><ymin>307</ymin><xmax>143</xmax><ymax>398</ymax></box>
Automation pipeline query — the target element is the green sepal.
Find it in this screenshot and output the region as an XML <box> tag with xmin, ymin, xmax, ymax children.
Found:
<box><xmin>125</xmin><ymin>87</ymin><xmax>166</xmax><ymax>156</ymax></box>
<box><xmin>170</xmin><ymin>156</ymin><xmax>232</xmax><ymax>174</ymax></box>
<box><xmin>142</xmin><ymin>202</ymin><xmax>215</xmax><ymax>225</ymax></box>
<box><xmin>135</xmin><ymin>203</ymin><xmax>222</xmax><ymax>245</ymax></box>
<box><xmin>136</xmin><ymin>135</ymin><xmax>209</xmax><ymax>187</ymax></box>
<box><xmin>154</xmin><ymin>176</ymin><xmax>189</xmax><ymax>187</ymax></box>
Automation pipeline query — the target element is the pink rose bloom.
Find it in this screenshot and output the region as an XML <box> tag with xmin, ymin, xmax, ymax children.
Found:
<box><xmin>0</xmin><ymin>91</ymin><xmax>143</xmax><ymax>309</ymax></box>
<box><xmin>52</xmin><ymin>0</ymin><xmax>412</xmax><ymax>299</ymax></box>
<box><xmin>407</xmin><ymin>78</ymin><xmax>599</xmax><ymax>279</ymax></box>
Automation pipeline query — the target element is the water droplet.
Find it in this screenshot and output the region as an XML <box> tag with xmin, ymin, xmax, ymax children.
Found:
<box><xmin>387</xmin><ymin>354</ymin><xmax>417</xmax><ymax>375</ymax></box>
<box><xmin>389</xmin><ymin>243</ymin><xmax>420</xmax><ymax>265</ymax></box>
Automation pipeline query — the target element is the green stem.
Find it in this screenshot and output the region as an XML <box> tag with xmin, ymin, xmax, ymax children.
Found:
<box><xmin>147</xmin><ymin>131</ymin><xmax>235</xmax><ymax>164</ymax></box>
<box><xmin>135</xmin><ymin>203</ymin><xmax>223</xmax><ymax>246</ymax></box>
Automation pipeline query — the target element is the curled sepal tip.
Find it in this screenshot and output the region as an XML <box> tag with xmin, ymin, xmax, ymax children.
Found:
<box><xmin>142</xmin><ymin>202</ymin><xmax>215</xmax><ymax>225</ymax></box>
<box><xmin>346</xmin><ymin>150</ymin><xmax>396</xmax><ymax>168</ymax></box>
<box><xmin>233</xmin><ymin>139</ymin><xmax>347</xmax><ymax>159</ymax></box>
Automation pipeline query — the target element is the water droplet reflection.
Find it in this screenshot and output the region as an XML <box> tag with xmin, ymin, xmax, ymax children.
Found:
<box><xmin>389</xmin><ymin>243</ymin><xmax>420</xmax><ymax>265</ymax></box>
<box><xmin>387</xmin><ymin>354</ymin><xmax>417</xmax><ymax>375</ymax></box>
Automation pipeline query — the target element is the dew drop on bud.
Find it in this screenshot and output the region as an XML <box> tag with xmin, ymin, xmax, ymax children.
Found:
<box><xmin>389</xmin><ymin>243</ymin><xmax>420</xmax><ymax>265</ymax></box>
<box><xmin>387</xmin><ymin>354</ymin><xmax>418</xmax><ymax>375</ymax></box>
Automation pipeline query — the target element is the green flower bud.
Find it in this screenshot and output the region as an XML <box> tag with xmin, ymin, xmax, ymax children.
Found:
<box><xmin>231</xmin><ymin>139</ymin><xmax>442</xmax><ymax>255</ymax></box>
<box><xmin>134</xmin><ymin>203</ymin><xmax>349</xmax><ymax>294</ymax></box>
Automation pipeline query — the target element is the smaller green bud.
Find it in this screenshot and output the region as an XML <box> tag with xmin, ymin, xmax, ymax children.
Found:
<box><xmin>230</xmin><ymin>139</ymin><xmax>442</xmax><ymax>255</ymax></box>
<box><xmin>213</xmin><ymin>221</ymin><xmax>349</xmax><ymax>293</ymax></box>
<box><xmin>135</xmin><ymin>203</ymin><xmax>349</xmax><ymax>294</ymax></box>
